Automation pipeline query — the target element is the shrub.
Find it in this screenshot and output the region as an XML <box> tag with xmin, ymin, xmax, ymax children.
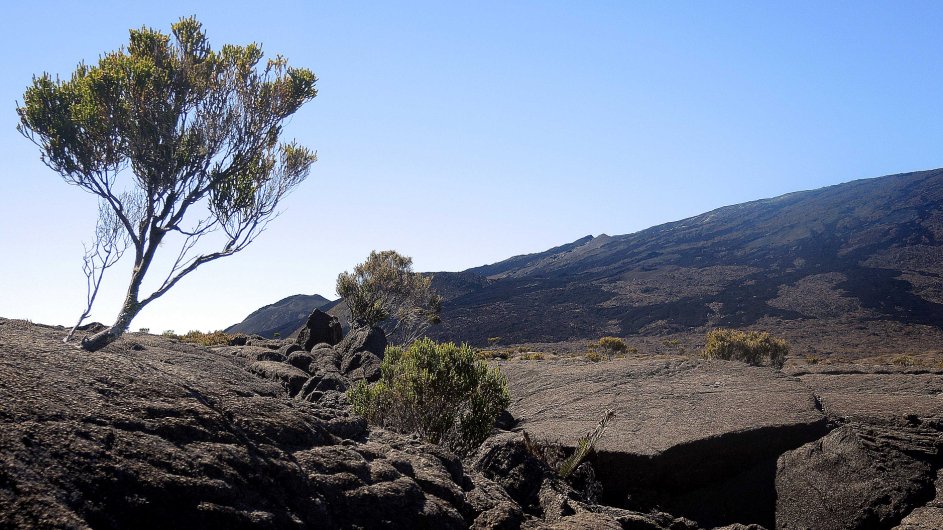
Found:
<box><xmin>348</xmin><ymin>338</ymin><xmax>510</xmax><ymax>454</ymax></box>
<box><xmin>891</xmin><ymin>355</ymin><xmax>916</xmax><ymax>367</ymax></box>
<box><xmin>702</xmin><ymin>328</ymin><xmax>788</xmax><ymax>368</ymax></box>
<box><xmin>179</xmin><ymin>330</ymin><xmax>235</xmax><ymax>347</ymax></box>
<box><xmin>585</xmin><ymin>350</ymin><xmax>604</xmax><ymax>362</ymax></box>
<box><xmin>476</xmin><ymin>349</ymin><xmax>509</xmax><ymax>360</ymax></box>
<box><xmin>138</xmin><ymin>327</ymin><xmax>150</xmax><ymax>334</ymax></box>
<box><xmin>519</xmin><ymin>352</ymin><xmax>545</xmax><ymax>361</ymax></box>
<box><xmin>596</xmin><ymin>336</ymin><xmax>628</xmax><ymax>360</ymax></box>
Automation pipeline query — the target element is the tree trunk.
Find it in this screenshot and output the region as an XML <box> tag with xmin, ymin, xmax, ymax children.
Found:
<box><xmin>80</xmin><ymin>299</ymin><xmax>141</xmax><ymax>351</ymax></box>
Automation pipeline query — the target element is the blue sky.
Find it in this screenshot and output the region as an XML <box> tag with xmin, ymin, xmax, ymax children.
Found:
<box><xmin>2</xmin><ymin>1</ymin><xmax>942</xmax><ymax>332</ymax></box>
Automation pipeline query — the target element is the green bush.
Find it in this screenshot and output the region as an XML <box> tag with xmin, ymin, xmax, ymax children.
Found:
<box><xmin>349</xmin><ymin>338</ymin><xmax>510</xmax><ymax>454</ymax></box>
<box><xmin>702</xmin><ymin>328</ymin><xmax>788</xmax><ymax>368</ymax></box>
<box><xmin>596</xmin><ymin>336</ymin><xmax>628</xmax><ymax>360</ymax></box>
<box><xmin>179</xmin><ymin>330</ymin><xmax>235</xmax><ymax>347</ymax></box>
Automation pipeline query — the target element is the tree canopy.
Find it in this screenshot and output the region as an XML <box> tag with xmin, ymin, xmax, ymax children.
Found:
<box><xmin>337</xmin><ymin>250</ymin><xmax>442</xmax><ymax>344</ymax></box>
<box><xmin>17</xmin><ymin>17</ymin><xmax>317</xmax><ymax>350</ymax></box>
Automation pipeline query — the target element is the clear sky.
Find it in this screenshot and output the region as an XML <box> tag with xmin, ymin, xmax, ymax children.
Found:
<box><xmin>2</xmin><ymin>1</ymin><xmax>942</xmax><ymax>333</ymax></box>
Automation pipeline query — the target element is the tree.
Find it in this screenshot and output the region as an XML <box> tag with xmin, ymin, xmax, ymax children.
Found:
<box><xmin>336</xmin><ymin>250</ymin><xmax>442</xmax><ymax>344</ymax></box>
<box><xmin>17</xmin><ymin>18</ymin><xmax>317</xmax><ymax>351</ymax></box>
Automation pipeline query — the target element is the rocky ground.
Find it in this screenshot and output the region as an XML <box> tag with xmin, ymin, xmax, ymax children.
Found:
<box><xmin>1</xmin><ymin>315</ymin><xmax>941</xmax><ymax>529</ymax></box>
<box><xmin>499</xmin><ymin>356</ymin><xmax>943</xmax><ymax>529</ymax></box>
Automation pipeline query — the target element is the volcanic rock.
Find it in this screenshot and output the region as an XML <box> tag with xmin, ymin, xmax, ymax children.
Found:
<box><xmin>498</xmin><ymin>356</ymin><xmax>828</xmax><ymax>527</ymax></box>
<box><xmin>0</xmin><ymin>318</ymin><xmax>527</xmax><ymax>530</ymax></box>
<box><xmin>296</xmin><ymin>309</ymin><xmax>343</xmax><ymax>351</ymax></box>
<box><xmin>776</xmin><ymin>422</ymin><xmax>939</xmax><ymax>529</ymax></box>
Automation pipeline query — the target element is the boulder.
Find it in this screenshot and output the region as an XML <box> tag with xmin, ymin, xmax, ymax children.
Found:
<box><xmin>286</xmin><ymin>351</ymin><xmax>316</xmax><ymax>373</ymax></box>
<box><xmin>278</xmin><ymin>343</ymin><xmax>303</xmax><ymax>357</ymax></box>
<box><xmin>895</xmin><ymin>469</ymin><xmax>943</xmax><ymax>529</ymax></box>
<box><xmin>296</xmin><ymin>309</ymin><xmax>343</xmax><ymax>351</ymax></box>
<box><xmin>498</xmin><ymin>356</ymin><xmax>828</xmax><ymax>528</ymax></box>
<box><xmin>337</xmin><ymin>326</ymin><xmax>388</xmax><ymax>383</ymax></box>
<box><xmin>341</xmin><ymin>350</ymin><xmax>383</xmax><ymax>383</ymax></box>
<box><xmin>298</xmin><ymin>371</ymin><xmax>349</xmax><ymax>398</ymax></box>
<box><xmin>247</xmin><ymin>361</ymin><xmax>309</xmax><ymax>396</ymax></box>
<box><xmin>310</xmin><ymin>346</ymin><xmax>343</xmax><ymax>373</ymax></box>
<box><xmin>337</xmin><ymin>325</ymin><xmax>388</xmax><ymax>358</ymax></box>
<box><xmin>776</xmin><ymin>421</ymin><xmax>939</xmax><ymax>530</ymax></box>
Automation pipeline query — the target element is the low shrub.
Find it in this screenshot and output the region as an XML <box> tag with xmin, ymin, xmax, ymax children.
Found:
<box><xmin>702</xmin><ymin>328</ymin><xmax>788</xmax><ymax>369</ymax></box>
<box><xmin>476</xmin><ymin>349</ymin><xmax>509</xmax><ymax>360</ymax></box>
<box><xmin>596</xmin><ymin>336</ymin><xmax>628</xmax><ymax>360</ymax></box>
<box><xmin>519</xmin><ymin>352</ymin><xmax>545</xmax><ymax>361</ymax></box>
<box><xmin>891</xmin><ymin>355</ymin><xmax>916</xmax><ymax>367</ymax></box>
<box><xmin>585</xmin><ymin>350</ymin><xmax>604</xmax><ymax>362</ymax></box>
<box><xmin>178</xmin><ymin>330</ymin><xmax>236</xmax><ymax>347</ymax></box>
<box><xmin>349</xmin><ymin>338</ymin><xmax>510</xmax><ymax>454</ymax></box>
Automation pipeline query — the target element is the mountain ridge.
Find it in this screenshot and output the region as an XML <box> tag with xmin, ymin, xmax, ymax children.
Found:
<box><xmin>230</xmin><ymin>168</ymin><xmax>943</xmax><ymax>357</ymax></box>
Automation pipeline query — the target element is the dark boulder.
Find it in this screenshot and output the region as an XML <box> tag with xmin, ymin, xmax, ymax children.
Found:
<box><xmin>296</xmin><ymin>309</ymin><xmax>343</xmax><ymax>351</ymax></box>
<box><xmin>336</xmin><ymin>326</ymin><xmax>388</xmax><ymax>383</ymax></box>
<box><xmin>776</xmin><ymin>421</ymin><xmax>939</xmax><ymax>529</ymax></box>
<box><xmin>341</xmin><ymin>350</ymin><xmax>383</xmax><ymax>383</ymax></box>
<box><xmin>279</xmin><ymin>343</ymin><xmax>303</xmax><ymax>357</ymax></box>
<box><xmin>247</xmin><ymin>361</ymin><xmax>310</xmax><ymax>397</ymax></box>
<box><xmin>337</xmin><ymin>325</ymin><xmax>388</xmax><ymax>358</ymax></box>
<box><xmin>286</xmin><ymin>351</ymin><xmax>316</xmax><ymax>373</ymax></box>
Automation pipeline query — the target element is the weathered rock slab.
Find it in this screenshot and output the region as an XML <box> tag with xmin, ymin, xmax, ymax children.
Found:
<box><xmin>776</xmin><ymin>423</ymin><xmax>938</xmax><ymax>530</ymax></box>
<box><xmin>498</xmin><ymin>356</ymin><xmax>827</xmax><ymax>527</ymax></box>
<box><xmin>0</xmin><ymin>319</ymin><xmax>503</xmax><ymax>530</ymax></box>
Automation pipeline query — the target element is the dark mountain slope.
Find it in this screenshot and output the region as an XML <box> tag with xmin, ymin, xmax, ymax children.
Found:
<box><xmin>226</xmin><ymin>294</ymin><xmax>333</xmax><ymax>338</ymax></box>
<box><xmin>428</xmin><ymin>168</ymin><xmax>943</xmax><ymax>347</ymax></box>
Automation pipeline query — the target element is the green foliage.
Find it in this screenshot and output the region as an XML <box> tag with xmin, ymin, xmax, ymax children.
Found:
<box><xmin>487</xmin><ymin>336</ymin><xmax>502</xmax><ymax>346</ymax></box>
<box><xmin>336</xmin><ymin>250</ymin><xmax>442</xmax><ymax>344</ymax></box>
<box><xmin>476</xmin><ymin>349</ymin><xmax>509</xmax><ymax>360</ymax></box>
<box><xmin>702</xmin><ymin>328</ymin><xmax>788</xmax><ymax>368</ymax></box>
<box><xmin>161</xmin><ymin>330</ymin><xmax>177</xmax><ymax>338</ymax></box>
<box><xmin>519</xmin><ymin>352</ymin><xmax>545</xmax><ymax>360</ymax></box>
<box><xmin>557</xmin><ymin>409</ymin><xmax>615</xmax><ymax>478</ymax></box>
<box><xmin>595</xmin><ymin>336</ymin><xmax>628</xmax><ymax>360</ymax></box>
<box><xmin>17</xmin><ymin>17</ymin><xmax>317</xmax><ymax>350</ymax></box>
<box><xmin>138</xmin><ymin>327</ymin><xmax>150</xmax><ymax>334</ymax></box>
<box><xmin>585</xmin><ymin>350</ymin><xmax>604</xmax><ymax>362</ymax></box>
<box><xmin>178</xmin><ymin>329</ymin><xmax>234</xmax><ymax>346</ymax></box>
<box><xmin>348</xmin><ymin>338</ymin><xmax>510</xmax><ymax>454</ymax></box>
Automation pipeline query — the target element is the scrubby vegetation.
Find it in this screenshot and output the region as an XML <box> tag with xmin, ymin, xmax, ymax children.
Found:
<box><xmin>337</xmin><ymin>250</ymin><xmax>442</xmax><ymax>344</ymax></box>
<box><xmin>702</xmin><ymin>328</ymin><xmax>788</xmax><ymax>368</ymax></box>
<box><xmin>595</xmin><ymin>336</ymin><xmax>628</xmax><ymax>360</ymax></box>
<box><xmin>348</xmin><ymin>338</ymin><xmax>510</xmax><ymax>454</ymax></box>
<box><xmin>157</xmin><ymin>329</ymin><xmax>236</xmax><ymax>346</ymax></box>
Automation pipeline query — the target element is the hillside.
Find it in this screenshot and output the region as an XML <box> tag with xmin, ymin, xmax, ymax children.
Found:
<box><xmin>225</xmin><ymin>294</ymin><xmax>333</xmax><ymax>338</ymax></box>
<box><xmin>232</xmin><ymin>169</ymin><xmax>943</xmax><ymax>358</ymax></box>
<box><xmin>425</xmin><ymin>168</ymin><xmax>943</xmax><ymax>353</ymax></box>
